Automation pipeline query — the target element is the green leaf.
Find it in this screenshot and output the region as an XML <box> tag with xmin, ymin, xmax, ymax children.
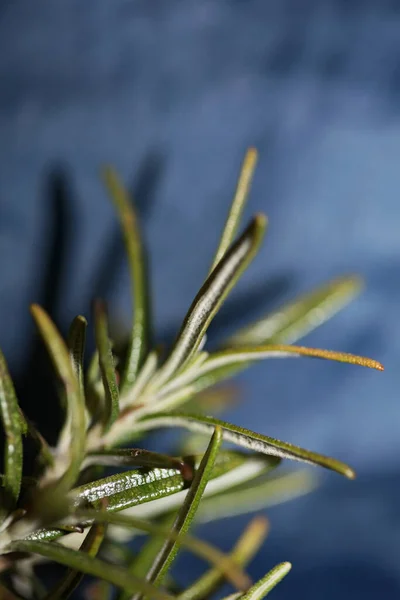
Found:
<box><xmin>30</xmin><ymin>305</ymin><xmax>86</xmax><ymax>491</ymax></box>
<box><xmin>94</xmin><ymin>300</ymin><xmax>120</xmax><ymax>430</ymax></box>
<box><xmin>67</xmin><ymin>315</ymin><xmax>87</xmax><ymax>399</ymax></box>
<box><xmin>119</xmin><ymin>350</ymin><xmax>159</xmax><ymax>411</ymax></box>
<box><xmin>135</xmin><ymin>412</ymin><xmax>357</xmax><ymax>479</ymax></box>
<box><xmin>10</xmin><ymin>540</ymin><xmax>173</xmax><ymax>600</ymax></box>
<box><xmin>84</xmin><ymin>448</ymin><xmax>193</xmax><ymax>481</ymax></box>
<box><xmin>153</xmin><ymin>215</ymin><xmax>267</xmax><ymax>387</ymax></box>
<box><xmin>0</xmin><ymin>349</ymin><xmax>24</xmax><ymax>512</ymax></box>
<box><xmin>117</xmin><ymin>514</ymin><xmax>176</xmax><ymax>600</ymax></box>
<box><xmin>175</xmin><ymin>343</ymin><xmax>384</xmax><ymax>388</ymax></box>
<box><xmin>138</xmin><ymin>343</ymin><xmax>382</xmax><ymax>422</ymax></box>
<box><xmin>178</xmin><ymin>516</ymin><xmax>268</xmax><ymax>600</ymax></box>
<box><xmin>226</xmin><ymin>275</ymin><xmax>363</xmax><ymax>346</ymax></box>
<box><xmin>102</xmin><ymin>166</ymin><xmax>151</xmax><ymax>392</ymax></box>
<box><xmin>140</xmin><ymin>427</ymin><xmax>224</xmax><ymax>595</ymax></box>
<box><xmin>25</xmin><ymin>451</ymin><xmax>272</xmax><ymax>544</ymax></box>
<box><xmin>196</xmin><ymin>470</ymin><xmax>316</xmax><ymax>523</ymax></box>
<box><xmin>25</xmin><ymin>452</ymin><xmax>268</xmax><ymax>543</ymax></box>
<box><xmin>240</xmin><ymin>562</ymin><xmax>292</xmax><ymax>599</ymax></box>
<box><xmin>44</xmin><ymin>522</ymin><xmax>106</xmax><ymax>600</ymax></box>
<box><xmin>75</xmin><ymin>507</ymin><xmax>251</xmax><ymax>593</ymax></box>
<box><xmin>210</xmin><ymin>148</ymin><xmax>258</xmax><ymax>272</ymax></box>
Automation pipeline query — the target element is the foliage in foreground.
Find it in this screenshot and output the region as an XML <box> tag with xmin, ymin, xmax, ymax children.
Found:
<box><xmin>0</xmin><ymin>149</ymin><xmax>383</xmax><ymax>599</ymax></box>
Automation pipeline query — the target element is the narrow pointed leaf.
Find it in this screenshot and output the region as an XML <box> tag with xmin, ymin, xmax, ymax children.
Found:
<box><xmin>140</xmin><ymin>344</ymin><xmax>382</xmax><ymax>422</ymax></box>
<box><xmin>136</xmin><ymin>412</ymin><xmax>356</xmax><ymax>479</ymax></box>
<box><xmin>241</xmin><ymin>562</ymin><xmax>292</xmax><ymax>599</ymax></box>
<box><xmin>175</xmin><ymin>344</ymin><xmax>383</xmax><ymax>390</ymax></box>
<box><xmin>102</xmin><ymin>166</ymin><xmax>151</xmax><ymax>391</ymax></box>
<box><xmin>0</xmin><ymin>349</ymin><xmax>24</xmax><ymax>511</ymax></box>
<box><xmin>84</xmin><ymin>448</ymin><xmax>193</xmax><ymax>482</ymax></box>
<box><xmin>106</xmin><ymin>454</ymin><xmax>278</xmax><ymax>524</ymax></box>
<box><xmin>26</xmin><ymin>451</ymin><xmax>272</xmax><ymax>543</ymax></box>
<box><xmin>154</xmin><ymin>215</ymin><xmax>267</xmax><ymax>387</ymax></box>
<box><xmin>140</xmin><ymin>428</ymin><xmax>224</xmax><ymax>595</ymax></box>
<box><xmin>203</xmin><ymin>344</ymin><xmax>383</xmax><ymax>371</ymax></box>
<box><xmin>227</xmin><ymin>276</ymin><xmax>363</xmax><ymax>347</ymax></box>
<box><xmin>179</xmin><ymin>516</ymin><xmax>268</xmax><ymax>600</ymax></box>
<box><xmin>117</xmin><ymin>515</ymin><xmax>176</xmax><ymax>600</ymax></box>
<box><xmin>10</xmin><ymin>540</ymin><xmax>173</xmax><ymax>600</ymax></box>
<box><xmin>30</xmin><ymin>305</ymin><xmax>86</xmax><ymax>490</ymax></box>
<box><xmin>196</xmin><ymin>470</ymin><xmax>316</xmax><ymax>523</ymax></box>
<box><xmin>210</xmin><ymin>148</ymin><xmax>258</xmax><ymax>272</ymax></box>
<box><xmin>75</xmin><ymin>509</ymin><xmax>251</xmax><ymax>592</ymax></box>
<box><xmin>67</xmin><ymin>315</ymin><xmax>87</xmax><ymax>398</ymax></box>
<box><xmin>120</xmin><ymin>350</ymin><xmax>158</xmax><ymax>410</ymax></box>
<box><xmin>45</xmin><ymin>522</ymin><xmax>106</xmax><ymax>600</ymax></box>
<box><xmin>94</xmin><ymin>301</ymin><xmax>120</xmax><ymax>430</ymax></box>
<box><xmin>56</xmin><ymin>315</ymin><xmax>88</xmax><ymax>454</ymax></box>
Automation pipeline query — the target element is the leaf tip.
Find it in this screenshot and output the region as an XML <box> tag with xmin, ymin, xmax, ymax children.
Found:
<box><xmin>344</xmin><ymin>466</ymin><xmax>357</xmax><ymax>480</ymax></box>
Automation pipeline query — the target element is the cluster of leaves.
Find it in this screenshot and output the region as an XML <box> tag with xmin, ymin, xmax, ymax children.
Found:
<box><xmin>0</xmin><ymin>149</ymin><xmax>383</xmax><ymax>599</ymax></box>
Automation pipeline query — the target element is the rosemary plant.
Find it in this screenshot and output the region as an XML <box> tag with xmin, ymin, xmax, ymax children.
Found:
<box><xmin>0</xmin><ymin>149</ymin><xmax>383</xmax><ymax>599</ymax></box>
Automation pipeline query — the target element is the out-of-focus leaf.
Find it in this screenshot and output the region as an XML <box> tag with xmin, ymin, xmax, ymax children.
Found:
<box><xmin>45</xmin><ymin>522</ymin><xmax>106</xmax><ymax>600</ymax></box>
<box><xmin>135</xmin><ymin>412</ymin><xmax>356</xmax><ymax>479</ymax></box>
<box><xmin>76</xmin><ymin>507</ymin><xmax>250</xmax><ymax>594</ymax></box>
<box><xmin>240</xmin><ymin>562</ymin><xmax>292</xmax><ymax>599</ymax></box>
<box><xmin>196</xmin><ymin>470</ymin><xmax>316</xmax><ymax>523</ymax></box>
<box><xmin>179</xmin><ymin>516</ymin><xmax>268</xmax><ymax>600</ymax></box>
<box><xmin>102</xmin><ymin>166</ymin><xmax>151</xmax><ymax>392</ymax></box>
<box><xmin>120</xmin><ymin>350</ymin><xmax>158</xmax><ymax>410</ymax></box>
<box><xmin>30</xmin><ymin>305</ymin><xmax>86</xmax><ymax>491</ymax></box>
<box><xmin>0</xmin><ymin>350</ymin><xmax>24</xmax><ymax>513</ymax></box>
<box><xmin>210</xmin><ymin>148</ymin><xmax>258</xmax><ymax>272</ymax></box>
<box><xmin>10</xmin><ymin>540</ymin><xmax>173</xmax><ymax>600</ymax></box>
<box><xmin>153</xmin><ymin>216</ymin><xmax>267</xmax><ymax>387</ymax></box>
<box><xmin>139</xmin><ymin>428</ymin><xmax>224</xmax><ymax>596</ymax></box>
<box><xmin>117</xmin><ymin>514</ymin><xmax>176</xmax><ymax>600</ymax></box>
<box><xmin>226</xmin><ymin>276</ymin><xmax>363</xmax><ymax>346</ymax></box>
<box><xmin>94</xmin><ymin>301</ymin><xmax>120</xmax><ymax>431</ymax></box>
<box><xmin>67</xmin><ymin>315</ymin><xmax>87</xmax><ymax>398</ymax></box>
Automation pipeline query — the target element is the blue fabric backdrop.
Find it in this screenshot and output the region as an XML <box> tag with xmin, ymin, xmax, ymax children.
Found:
<box><xmin>1</xmin><ymin>1</ymin><xmax>399</xmax><ymax>597</ymax></box>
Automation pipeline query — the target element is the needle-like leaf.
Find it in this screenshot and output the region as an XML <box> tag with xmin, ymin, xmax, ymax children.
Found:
<box><xmin>0</xmin><ymin>350</ymin><xmax>24</xmax><ymax>514</ymax></box>
<box><xmin>84</xmin><ymin>448</ymin><xmax>193</xmax><ymax>482</ymax></box>
<box><xmin>30</xmin><ymin>305</ymin><xmax>86</xmax><ymax>491</ymax></box>
<box><xmin>179</xmin><ymin>516</ymin><xmax>268</xmax><ymax>600</ymax></box>
<box><xmin>135</xmin><ymin>412</ymin><xmax>357</xmax><ymax>479</ymax></box>
<box><xmin>10</xmin><ymin>540</ymin><xmax>174</xmax><ymax>600</ymax></box>
<box><xmin>196</xmin><ymin>470</ymin><xmax>316</xmax><ymax>523</ymax></box>
<box><xmin>173</xmin><ymin>344</ymin><xmax>383</xmax><ymax>390</ymax></box>
<box><xmin>118</xmin><ymin>514</ymin><xmax>176</xmax><ymax>600</ymax></box>
<box><xmin>226</xmin><ymin>276</ymin><xmax>363</xmax><ymax>346</ymax></box>
<box><xmin>44</xmin><ymin>522</ymin><xmax>106</xmax><ymax>600</ymax></box>
<box><xmin>94</xmin><ymin>301</ymin><xmax>120</xmax><ymax>431</ymax></box>
<box><xmin>102</xmin><ymin>166</ymin><xmax>151</xmax><ymax>392</ymax></box>
<box><xmin>154</xmin><ymin>216</ymin><xmax>267</xmax><ymax>387</ymax></box>
<box><xmin>138</xmin><ymin>427</ymin><xmax>224</xmax><ymax>597</ymax></box>
<box><xmin>67</xmin><ymin>315</ymin><xmax>87</xmax><ymax>399</ymax></box>
<box><xmin>210</xmin><ymin>148</ymin><xmax>258</xmax><ymax>273</ymax></box>
<box><xmin>74</xmin><ymin>509</ymin><xmax>251</xmax><ymax>592</ymax></box>
<box><xmin>240</xmin><ymin>562</ymin><xmax>292</xmax><ymax>599</ymax></box>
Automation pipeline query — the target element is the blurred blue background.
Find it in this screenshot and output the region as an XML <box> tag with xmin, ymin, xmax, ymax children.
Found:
<box><xmin>1</xmin><ymin>1</ymin><xmax>400</xmax><ymax>598</ymax></box>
